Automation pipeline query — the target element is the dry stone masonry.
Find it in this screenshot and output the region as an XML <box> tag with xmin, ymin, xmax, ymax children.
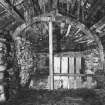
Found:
<box><xmin>0</xmin><ymin>33</ymin><xmax>8</xmax><ymax>101</ymax></box>
<box><xmin>15</xmin><ymin>36</ymin><xmax>34</xmax><ymax>87</ymax></box>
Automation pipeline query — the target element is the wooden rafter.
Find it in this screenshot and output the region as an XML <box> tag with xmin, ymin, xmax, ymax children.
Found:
<box><xmin>90</xmin><ymin>16</ymin><xmax>105</xmax><ymax>32</ymax></box>
<box><xmin>0</xmin><ymin>0</ymin><xmax>25</xmax><ymax>23</ymax></box>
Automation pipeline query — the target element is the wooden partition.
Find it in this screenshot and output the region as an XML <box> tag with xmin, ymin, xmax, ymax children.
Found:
<box><xmin>53</xmin><ymin>55</ymin><xmax>83</xmax><ymax>89</ymax></box>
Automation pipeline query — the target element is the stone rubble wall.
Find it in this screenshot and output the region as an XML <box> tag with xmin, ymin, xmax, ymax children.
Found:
<box><xmin>84</xmin><ymin>49</ymin><xmax>101</xmax><ymax>72</ymax></box>
<box><xmin>15</xmin><ymin>36</ymin><xmax>34</xmax><ymax>86</ymax></box>
<box><xmin>0</xmin><ymin>34</ymin><xmax>8</xmax><ymax>101</ymax></box>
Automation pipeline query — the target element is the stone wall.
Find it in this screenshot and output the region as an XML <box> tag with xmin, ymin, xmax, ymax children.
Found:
<box><xmin>81</xmin><ymin>49</ymin><xmax>101</xmax><ymax>88</ymax></box>
<box><xmin>15</xmin><ymin>36</ymin><xmax>34</xmax><ymax>86</ymax></box>
<box><xmin>84</xmin><ymin>49</ymin><xmax>101</xmax><ymax>72</ymax></box>
<box><xmin>29</xmin><ymin>49</ymin><xmax>102</xmax><ymax>89</ymax></box>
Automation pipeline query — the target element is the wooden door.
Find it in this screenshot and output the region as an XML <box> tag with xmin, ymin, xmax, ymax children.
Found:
<box><xmin>53</xmin><ymin>56</ymin><xmax>82</xmax><ymax>89</ymax></box>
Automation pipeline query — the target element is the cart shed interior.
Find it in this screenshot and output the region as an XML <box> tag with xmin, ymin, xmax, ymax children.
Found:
<box><xmin>0</xmin><ymin>0</ymin><xmax>105</xmax><ymax>105</ymax></box>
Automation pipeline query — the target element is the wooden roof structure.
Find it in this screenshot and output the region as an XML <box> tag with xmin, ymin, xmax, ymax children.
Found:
<box><xmin>0</xmin><ymin>1</ymin><xmax>104</xmax><ymax>43</ymax></box>
<box><xmin>0</xmin><ymin>0</ymin><xmax>105</xmax><ymax>66</ymax></box>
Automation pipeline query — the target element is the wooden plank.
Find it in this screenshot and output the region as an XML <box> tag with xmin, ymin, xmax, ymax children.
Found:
<box><xmin>54</xmin><ymin>73</ymin><xmax>85</xmax><ymax>76</ymax></box>
<box><xmin>69</xmin><ymin>57</ymin><xmax>74</xmax><ymax>73</ymax></box>
<box><xmin>61</xmin><ymin>57</ymin><xmax>68</xmax><ymax>73</ymax></box>
<box><xmin>54</xmin><ymin>57</ymin><xmax>60</xmax><ymax>73</ymax></box>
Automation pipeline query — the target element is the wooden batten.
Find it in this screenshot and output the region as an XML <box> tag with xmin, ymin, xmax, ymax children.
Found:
<box><xmin>54</xmin><ymin>73</ymin><xmax>85</xmax><ymax>76</ymax></box>
<box><xmin>54</xmin><ymin>51</ymin><xmax>84</xmax><ymax>57</ymax></box>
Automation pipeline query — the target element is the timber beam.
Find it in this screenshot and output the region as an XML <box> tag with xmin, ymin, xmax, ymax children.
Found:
<box><xmin>90</xmin><ymin>16</ymin><xmax>105</xmax><ymax>34</ymax></box>
<box><xmin>0</xmin><ymin>0</ymin><xmax>25</xmax><ymax>23</ymax></box>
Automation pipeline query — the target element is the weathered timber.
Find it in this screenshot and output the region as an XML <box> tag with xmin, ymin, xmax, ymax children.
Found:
<box><xmin>48</xmin><ymin>21</ymin><xmax>54</xmax><ymax>90</ymax></box>
<box><xmin>0</xmin><ymin>0</ymin><xmax>24</xmax><ymax>22</ymax></box>
<box><xmin>90</xmin><ymin>16</ymin><xmax>105</xmax><ymax>35</ymax></box>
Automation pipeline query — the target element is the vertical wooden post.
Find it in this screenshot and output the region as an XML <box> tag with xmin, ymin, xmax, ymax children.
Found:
<box><xmin>48</xmin><ymin>21</ymin><xmax>54</xmax><ymax>90</ymax></box>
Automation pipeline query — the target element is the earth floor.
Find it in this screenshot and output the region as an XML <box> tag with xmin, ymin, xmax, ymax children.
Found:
<box><xmin>1</xmin><ymin>88</ymin><xmax>104</xmax><ymax>105</ymax></box>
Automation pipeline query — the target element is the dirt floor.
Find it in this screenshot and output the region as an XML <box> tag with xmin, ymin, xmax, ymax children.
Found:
<box><xmin>1</xmin><ymin>88</ymin><xmax>104</xmax><ymax>105</ymax></box>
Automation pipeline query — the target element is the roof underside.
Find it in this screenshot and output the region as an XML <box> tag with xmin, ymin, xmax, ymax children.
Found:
<box><xmin>0</xmin><ymin>0</ymin><xmax>105</xmax><ymax>51</ymax></box>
